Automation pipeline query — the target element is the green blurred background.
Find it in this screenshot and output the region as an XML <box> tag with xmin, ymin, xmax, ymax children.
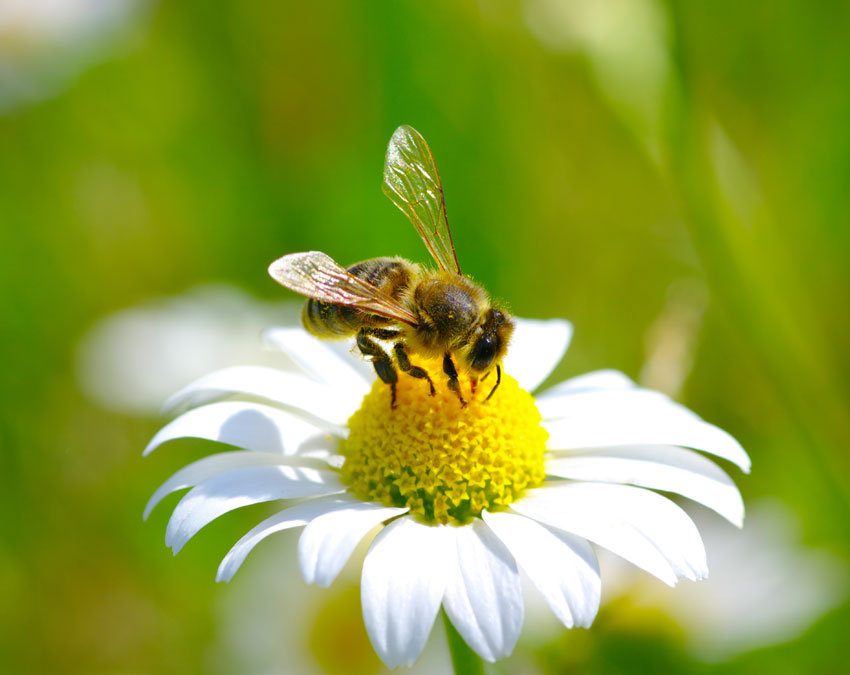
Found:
<box><xmin>2</xmin><ymin>0</ymin><xmax>849</xmax><ymax>672</ymax></box>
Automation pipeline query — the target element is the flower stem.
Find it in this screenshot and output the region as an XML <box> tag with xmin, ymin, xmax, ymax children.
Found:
<box><xmin>443</xmin><ymin>609</ymin><xmax>485</xmax><ymax>675</ymax></box>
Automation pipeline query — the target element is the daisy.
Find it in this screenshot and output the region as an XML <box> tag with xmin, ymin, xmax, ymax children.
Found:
<box><xmin>144</xmin><ymin>317</ymin><xmax>749</xmax><ymax>668</ymax></box>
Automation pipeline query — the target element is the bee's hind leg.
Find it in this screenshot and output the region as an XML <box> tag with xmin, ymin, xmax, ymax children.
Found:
<box><xmin>442</xmin><ymin>353</ymin><xmax>467</xmax><ymax>407</ymax></box>
<box><xmin>393</xmin><ymin>343</ymin><xmax>435</xmax><ymax>396</ymax></box>
<box><xmin>357</xmin><ymin>330</ymin><xmax>398</xmax><ymax>408</ymax></box>
<box><xmin>361</xmin><ymin>327</ymin><xmax>402</xmax><ymax>341</ymax></box>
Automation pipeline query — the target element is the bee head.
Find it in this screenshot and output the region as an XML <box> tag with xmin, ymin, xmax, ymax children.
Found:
<box><xmin>466</xmin><ymin>308</ymin><xmax>514</xmax><ymax>374</ymax></box>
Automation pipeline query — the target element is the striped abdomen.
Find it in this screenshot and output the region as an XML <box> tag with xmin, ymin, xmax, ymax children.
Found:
<box><xmin>302</xmin><ymin>257</ymin><xmax>416</xmax><ymax>338</ymax></box>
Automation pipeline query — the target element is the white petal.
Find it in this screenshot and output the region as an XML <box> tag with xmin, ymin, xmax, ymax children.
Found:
<box><xmin>144</xmin><ymin>401</ymin><xmax>344</xmax><ymax>457</ymax></box>
<box><xmin>512</xmin><ymin>482</ymin><xmax>707</xmax><ymax>586</ymax></box>
<box><xmin>546</xmin><ymin>446</ymin><xmax>744</xmax><ymax>526</ymax></box>
<box><xmin>502</xmin><ymin>318</ymin><xmax>573</xmax><ymax>392</ymax></box>
<box><xmin>166</xmin><ymin>465</ymin><xmax>344</xmax><ymax>553</ymax></box>
<box><xmin>536</xmin><ymin>387</ymin><xmax>699</xmax><ymax>423</ymax></box>
<box><xmin>145</xmin><ymin>450</ymin><xmax>323</xmax><ymax>520</ymax></box>
<box><xmin>217</xmin><ymin>494</ymin><xmax>359</xmax><ymax>582</ymax></box>
<box><xmin>263</xmin><ymin>327</ymin><xmax>370</xmax><ymax>391</ymax></box>
<box><xmin>299</xmin><ymin>503</ymin><xmax>409</xmax><ymax>587</ymax></box>
<box><xmin>442</xmin><ymin>520</ymin><xmax>524</xmax><ymax>662</ymax></box>
<box><xmin>482</xmin><ymin>511</ymin><xmax>601</xmax><ymax>628</ymax></box>
<box><xmin>544</xmin><ymin>409</ymin><xmax>750</xmax><ymax>473</ymax></box>
<box><xmin>361</xmin><ymin>518</ymin><xmax>451</xmax><ymax>668</ymax></box>
<box><xmin>536</xmin><ymin>369</ymin><xmax>636</xmax><ymax>398</ymax></box>
<box><xmin>324</xmin><ymin>339</ymin><xmax>376</xmax><ymax>381</ymax></box>
<box><xmin>162</xmin><ymin>366</ymin><xmax>362</xmax><ymax>426</ymax></box>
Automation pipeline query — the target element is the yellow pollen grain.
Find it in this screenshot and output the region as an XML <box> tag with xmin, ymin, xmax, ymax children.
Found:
<box><xmin>340</xmin><ymin>358</ymin><xmax>548</xmax><ymax>525</ymax></box>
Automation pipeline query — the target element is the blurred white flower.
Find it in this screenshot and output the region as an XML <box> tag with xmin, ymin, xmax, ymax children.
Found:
<box><xmin>0</xmin><ymin>0</ymin><xmax>144</xmax><ymax>111</ymax></box>
<box><xmin>602</xmin><ymin>499</ymin><xmax>848</xmax><ymax>659</ymax></box>
<box><xmin>75</xmin><ymin>284</ymin><xmax>303</xmax><ymax>415</ymax></box>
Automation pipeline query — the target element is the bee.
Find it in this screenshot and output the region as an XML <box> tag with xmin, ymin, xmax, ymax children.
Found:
<box><xmin>268</xmin><ymin>125</ymin><xmax>514</xmax><ymax>408</ymax></box>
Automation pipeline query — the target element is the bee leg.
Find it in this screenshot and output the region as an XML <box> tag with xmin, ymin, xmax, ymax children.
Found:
<box><xmin>442</xmin><ymin>353</ymin><xmax>467</xmax><ymax>407</ymax></box>
<box><xmin>393</xmin><ymin>343</ymin><xmax>435</xmax><ymax>396</ymax></box>
<box><xmin>485</xmin><ymin>365</ymin><xmax>502</xmax><ymax>402</ymax></box>
<box><xmin>357</xmin><ymin>330</ymin><xmax>399</xmax><ymax>408</ymax></box>
<box><xmin>361</xmin><ymin>327</ymin><xmax>402</xmax><ymax>341</ymax></box>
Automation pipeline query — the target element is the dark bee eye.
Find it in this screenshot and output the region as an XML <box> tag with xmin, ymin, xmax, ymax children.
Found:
<box><xmin>470</xmin><ymin>335</ymin><xmax>498</xmax><ymax>371</ymax></box>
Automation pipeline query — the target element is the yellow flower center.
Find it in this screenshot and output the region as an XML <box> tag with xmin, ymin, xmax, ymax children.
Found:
<box><xmin>340</xmin><ymin>359</ymin><xmax>548</xmax><ymax>525</ymax></box>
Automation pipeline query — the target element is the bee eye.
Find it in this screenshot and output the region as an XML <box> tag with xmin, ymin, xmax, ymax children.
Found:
<box><xmin>470</xmin><ymin>335</ymin><xmax>498</xmax><ymax>371</ymax></box>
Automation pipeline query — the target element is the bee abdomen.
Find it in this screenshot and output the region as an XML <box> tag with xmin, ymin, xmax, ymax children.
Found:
<box><xmin>301</xmin><ymin>257</ymin><xmax>416</xmax><ymax>339</ymax></box>
<box><xmin>346</xmin><ymin>258</ymin><xmax>412</xmax><ymax>290</ymax></box>
<box><xmin>302</xmin><ymin>299</ymin><xmax>359</xmax><ymax>338</ymax></box>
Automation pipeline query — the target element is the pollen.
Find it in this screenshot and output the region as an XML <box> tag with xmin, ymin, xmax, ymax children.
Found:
<box><xmin>340</xmin><ymin>359</ymin><xmax>548</xmax><ymax>525</ymax></box>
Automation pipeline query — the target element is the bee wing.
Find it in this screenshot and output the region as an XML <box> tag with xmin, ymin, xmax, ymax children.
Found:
<box><xmin>268</xmin><ymin>251</ymin><xmax>418</xmax><ymax>326</ymax></box>
<box><xmin>382</xmin><ymin>125</ymin><xmax>462</xmax><ymax>275</ymax></box>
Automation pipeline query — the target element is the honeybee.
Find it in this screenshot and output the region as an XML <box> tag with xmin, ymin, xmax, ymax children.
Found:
<box><xmin>268</xmin><ymin>125</ymin><xmax>514</xmax><ymax>408</ymax></box>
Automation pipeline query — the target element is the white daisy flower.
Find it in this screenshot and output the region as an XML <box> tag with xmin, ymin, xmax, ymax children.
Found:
<box><xmin>144</xmin><ymin>318</ymin><xmax>749</xmax><ymax>668</ymax></box>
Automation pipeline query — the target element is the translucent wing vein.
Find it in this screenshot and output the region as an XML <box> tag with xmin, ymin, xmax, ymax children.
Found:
<box><xmin>268</xmin><ymin>251</ymin><xmax>417</xmax><ymax>325</ymax></box>
<box><xmin>382</xmin><ymin>125</ymin><xmax>461</xmax><ymax>275</ymax></box>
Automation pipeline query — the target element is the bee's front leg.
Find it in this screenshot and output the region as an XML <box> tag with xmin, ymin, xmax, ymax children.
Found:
<box><xmin>357</xmin><ymin>330</ymin><xmax>398</xmax><ymax>408</ymax></box>
<box><xmin>485</xmin><ymin>365</ymin><xmax>501</xmax><ymax>402</ymax></box>
<box><xmin>393</xmin><ymin>343</ymin><xmax>435</xmax><ymax>396</ymax></box>
<box><xmin>442</xmin><ymin>353</ymin><xmax>467</xmax><ymax>407</ymax></box>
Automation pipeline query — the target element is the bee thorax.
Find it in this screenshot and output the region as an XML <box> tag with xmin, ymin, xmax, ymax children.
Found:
<box><xmin>413</xmin><ymin>278</ymin><xmax>481</xmax><ymax>342</ymax></box>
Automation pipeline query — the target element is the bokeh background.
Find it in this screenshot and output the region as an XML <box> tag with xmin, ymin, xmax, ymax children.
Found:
<box><xmin>2</xmin><ymin>0</ymin><xmax>849</xmax><ymax>672</ymax></box>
